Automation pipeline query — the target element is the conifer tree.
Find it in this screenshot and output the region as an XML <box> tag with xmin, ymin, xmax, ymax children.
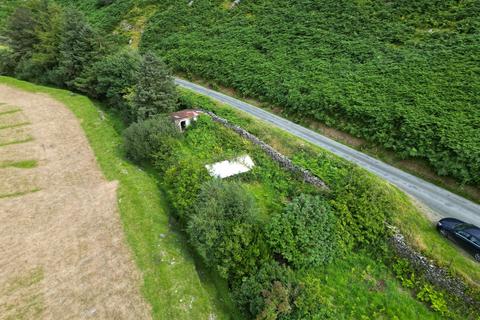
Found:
<box><xmin>132</xmin><ymin>52</ymin><xmax>178</xmax><ymax>121</ymax></box>
<box><xmin>52</xmin><ymin>8</ymin><xmax>97</xmax><ymax>87</ymax></box>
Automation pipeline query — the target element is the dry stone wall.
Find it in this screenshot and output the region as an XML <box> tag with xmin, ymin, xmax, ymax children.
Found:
<box><xmin>205</xmin><ymin>111</ymin><xmax>329</xmax><ymax>191</ymax></box>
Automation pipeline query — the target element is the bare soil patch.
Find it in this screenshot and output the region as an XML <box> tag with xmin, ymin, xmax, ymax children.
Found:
<box><xmin>0</xmin><ymin>85</ymin><xmax>151</xmax><ymax>319</ymax></box>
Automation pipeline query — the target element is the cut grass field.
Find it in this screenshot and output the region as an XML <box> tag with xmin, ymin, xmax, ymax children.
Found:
<box><xmin>0</xmin><ymin>76</ymin><xmax>242</xmax><ymax>320</ymax></box>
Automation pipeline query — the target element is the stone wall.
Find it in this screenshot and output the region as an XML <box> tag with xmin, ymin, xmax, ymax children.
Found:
<box><xmin>205</xmin><ymin>111</ymin><xmax>329</xmax><ymax>191</ymax></box>
<box><xmin>389</xmin><ymin>228</ymin><xmax>479</xmax><ymax>307</ymax></box>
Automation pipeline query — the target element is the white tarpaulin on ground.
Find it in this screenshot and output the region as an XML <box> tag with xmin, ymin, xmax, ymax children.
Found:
<box><xmin>206</xmin><ymin>155</ymin><xmax>255</xmax><ymax>179</ymax></box>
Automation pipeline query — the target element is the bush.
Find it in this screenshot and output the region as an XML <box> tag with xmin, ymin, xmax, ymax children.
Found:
<box><xmin>187</xmin><ymin>179</ymin><xmax>265</xmax><ymax>280</ymax></box>
<box><xmin>266</xmin><ymin>194</ymin><xmax>339</xmax><ymax>269</ymax></box>
<box><xmin>293</xmin><ymin>153</ymin><xmax>391</xmax><ymax>251</ymax></box>
<box><xmin>123</xmin><ymin>114</ymin><xmax>180</xmax><ymax>163</ymax></box>
<box><xmin>233</xmin><ymin>261</ymin><xmax>300</xmax><ymax>320</ymax></box>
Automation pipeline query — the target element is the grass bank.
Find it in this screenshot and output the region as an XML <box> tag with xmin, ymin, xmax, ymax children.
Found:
<box><xmin>0</xmin><ymin>76</ymin><xmax>242</xmax><ymax>320</ymax></box>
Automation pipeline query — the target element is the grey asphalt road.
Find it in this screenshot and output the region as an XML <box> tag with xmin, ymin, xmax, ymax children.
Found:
<box><xmin>175</xmin><ymin>78</ymin><xmax>480</xmax><ymax>226</ymax></box>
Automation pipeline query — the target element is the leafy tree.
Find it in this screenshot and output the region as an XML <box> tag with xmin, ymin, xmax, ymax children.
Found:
<box><xmin>266</xmin><ymin>194</ymin><xmax>339</xmax><ymax>269</ymax></box>
<box><xmin>132</xmin><ymin>52</ymin><xmax>178</xmax><ymax>121</ymax></box>
<box><xmin>187</xmin><ymin>179</ymin><xmax>265</xmax><ymax>280</ymax></box>
<box><xmin>29</xmin><ymin>1</ymin><xmax>64</xmax><ymax>81</ymax></box>
<box><xmin>123</xmin><ymin>114</ymin><xmax>180</xmax><ymax>163</ymax></box>
<box><xmin>3</xmin><ymin>0</ymin><xmax>64</xmax><ymax>80</ymax></box>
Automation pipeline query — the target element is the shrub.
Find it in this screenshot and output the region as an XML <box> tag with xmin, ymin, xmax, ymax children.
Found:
<box><xmin>187</xmin><ymin>179</ymin><xmax>265</xmax><ymax>280</ymax></box>
<box><xmin>132</xmin><ymin>51</ymin><xmax>178</xmax><ymax>121</ymax></box>
<box><xmin>233</xmin><ymin>261</ymin><xmax>300</xmax><ymax>320</ymax></box>
<box><xmin>266</xmin><ymin>194</ymin><xmax>339</xmax><ymax>270</ymax></box>
<box><xmin>293</xmin><ymin>153</ymin><xmax>391</xmax><ymax>251</ymax></box>
<box><xmin>123</xmin><ymin>114</ymin><xmax>180</xmax><ymax>163</ymax></box>
<box><xmin>162</xmin><ymin>155</ymin><xmax>210</xmax><ymax>218</ymax></box>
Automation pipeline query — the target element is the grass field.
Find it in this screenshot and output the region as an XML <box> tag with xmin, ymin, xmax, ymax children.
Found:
<box><xmin>0</xmin><ymin>76</ymin><xmax>242</xmax><ymax>320</ymax></box>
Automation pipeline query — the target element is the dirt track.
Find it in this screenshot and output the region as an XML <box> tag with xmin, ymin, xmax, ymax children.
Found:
<box><xmin>0</xmin><ymin>85</ymin><xmax>151</xmax><ymax>319</ymax></box>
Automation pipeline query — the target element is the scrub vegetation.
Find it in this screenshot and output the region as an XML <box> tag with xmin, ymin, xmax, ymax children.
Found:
<box><xmin>1</xmin><ymin>1</ymin><xmax>479</xmax><ymax>319</ymax></box>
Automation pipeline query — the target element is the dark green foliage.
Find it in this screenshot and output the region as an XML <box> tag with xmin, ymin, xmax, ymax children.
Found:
<box><xmin>293</xmin><ymin>152</ymin><xmax>392</xmax><ymax>251</ymax></box>
<box><xmin>27</xmin><ymin>2</ymin><xmax>64</xmax><ymax>82</ymax></box>
<box><xmin>187</xmin><ymin>179</ymin><xmax>265</xmax><ymax>280</ymax></box>
<box><xmin>0</xmin><ymin>0</ymin><xmax>20</xmax><ymax>33</ymax></box>
<box><xmin>266</xmin><ymin>194</ymin><xmax>339</xmax><ymax>269</ymax></box>
<box><xmin>132</xmin><ymin>52</ymin><xmax>178</xmax><ymax>121</ymax></box>
<box><xmin>123</xmin><ymin>114</ymin><xmax>180</xmax><ymax>163</ymax></box>
<box><xmin>141</xmin><ymin>0</ymin><xmax>480</xmax><ymax>185</ymax></box>
<box><xmin>0</xmin><ymin>47</ymin><xmax>15</xmax><ymax>75</ymax></box>
<box><xmin>76</xmin><ymin>48</ymin><xmax>141</xmax><ymax>115</ymax></box>
<box><xmin>4</xmin><ymin>4</ymin><xmax>38</xmax><ymax>63</ymax></box>
<box><xmin>3</xmin><ymin>0</ymin><xmax>65</xmax><ymax>81</ymax></box>
<box><xmin>96</xmin><ymin>0</ymin><xmax>114</xmax><ymax>7</ymax></box>
<box><xmin>51</xmin><ymin>8</ymin><xmax>98</xmax><ymax>87</ymax></box>
<box><xmin>233</xmin><ymin>261</ymin><xmax>298</xmax><ymax>320</ymax></box>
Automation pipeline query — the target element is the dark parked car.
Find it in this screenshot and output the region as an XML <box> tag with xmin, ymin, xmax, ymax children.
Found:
<box><xmin>437</xmin><ymin>218</ymin><xmax>480</xmax><ymax>262</ymax></box>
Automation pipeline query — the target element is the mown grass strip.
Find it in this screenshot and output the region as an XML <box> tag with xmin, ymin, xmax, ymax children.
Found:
<box><xmin>0</xmin><ymin>122</ymin><xmax>31</xmax><ymax>130</ymax></box>
<box><xmin>0</xmin><ymin>160</ymin><xmax>38</xmax><ymax>169</ymax></box>
<box><xmin>0</xmin><ymin>137</ymin><xmax>34</xmax><ymax>148</ymax></box>
<box><xmin>0</xmin><ymin>188</ymin><xmax>41</xmax><ymax>199</ymax></box>
<box><xmin>0</xmin><ymin>108</ymin><xmax>22</xmax><ymax>116</ymax></box>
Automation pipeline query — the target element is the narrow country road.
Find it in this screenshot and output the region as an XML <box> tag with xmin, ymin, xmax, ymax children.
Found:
<box><xmin>175</xmin><ymin>78</ymin><xmax>480</xmax><ymax>226</ymax></box>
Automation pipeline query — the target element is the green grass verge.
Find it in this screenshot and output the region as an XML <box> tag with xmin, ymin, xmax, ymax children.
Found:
<box><xmin>0</xmin><ymin>108</ymin><xmax>22</xmax><ymax>116</ymax></box>
<box><xmin>0</xmin><ymin>76</ymin><xmax>242</xmax><ymax>320</ymax></box>
<box><xmin>0</xmin><ymin>188</ymin><xmax>40</xmax><ymax>199</ymax></box>
<box><xmin>0</xmin><ymin>160</ymin><xmax>38</xmax><ymax>169</ymax></box>
<box><xmin>0</xmin><ymin>122</ymin><xmax>31</xmax><ymax>130</ymax></box>
<box><xmin>0</xmin><ymin>137</ymin><xmax>34</xmax><ymax>147</ymax></box>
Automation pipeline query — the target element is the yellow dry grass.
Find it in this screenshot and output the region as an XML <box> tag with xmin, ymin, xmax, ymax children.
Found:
<box><xmin>0</xmin><ymin>85</ymin><xmax>151</xmax><ymax>319</ymax></box>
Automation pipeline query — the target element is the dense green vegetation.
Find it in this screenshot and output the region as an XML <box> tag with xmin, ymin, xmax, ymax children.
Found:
<box><xmin>141</xmin><ymin>0</ymin><xmax>480</xmax><ymax>186</ymax></box>
<box><xmin>1</xmin><ymin>1</ymin><xmax>479</xmax><ymax>318</ymax></box>
<box><xmin>180</xmin><ymin>89</ymin><xmax>480</xmax><ymax>286</ymax></box>
<box><xmin>127</xmin><ymin>108</ymin><xmax>444</xmax><ymax>319</ymax></box>
<box><xmin>56</xmin><ymin>0</ymin><xmax>480</xmax><ymax>185</ymax></box>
